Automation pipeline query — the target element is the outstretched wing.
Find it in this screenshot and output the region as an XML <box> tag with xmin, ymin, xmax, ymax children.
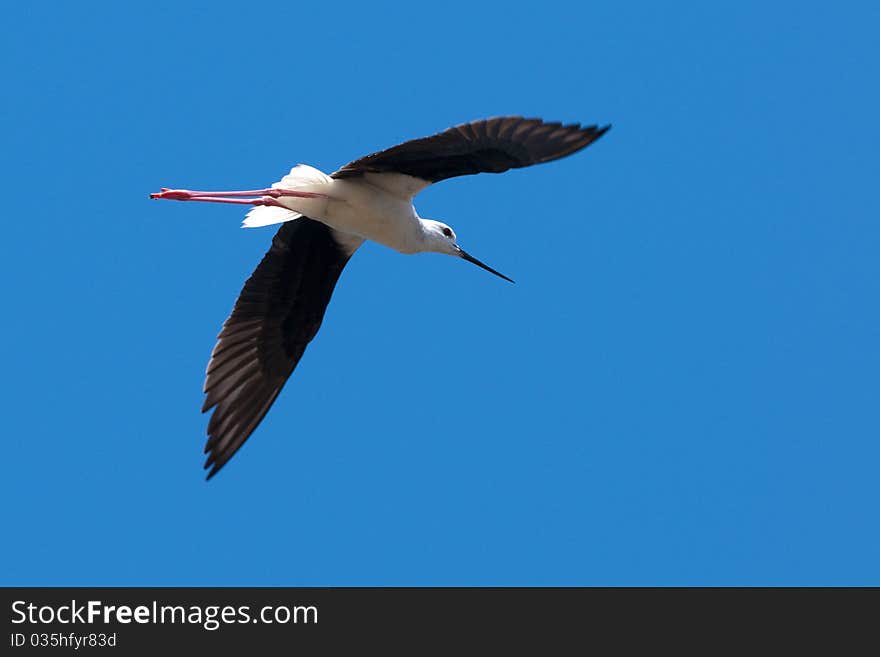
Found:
<box><xmin>331</xmin><ymin>117</ymin><xmax>610</xmax><ymax>193</ymax></box>
<box><xmin>201</xmin><ymin>218</ymin><xmax>362</xmax><ymax>479</ymax></box>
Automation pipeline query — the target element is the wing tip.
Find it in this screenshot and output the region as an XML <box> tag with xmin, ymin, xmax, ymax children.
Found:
<box><xmin>595</xmin><ymin>123</ymin><xmax>612</xmax><ymax>138</ymax></box>
<box><xmin>203</xmin><ymin>447</ymin><xmax>224</xmax><ymax>480</ymax></box>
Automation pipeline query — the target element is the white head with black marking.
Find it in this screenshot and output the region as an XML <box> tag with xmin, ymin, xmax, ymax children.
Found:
<box><xmin>420</xmin><ymin>219</ymin><xmax>514</xmax><ymax>283</ymax></box>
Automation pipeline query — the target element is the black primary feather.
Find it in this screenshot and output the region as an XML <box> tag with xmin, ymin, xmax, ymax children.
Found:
<box><xmin>332</xmin><ymin>116</ymin><xmax>610</xmax><ymax>184</ymax></box>
<box><xmin>201</xmin><ymin>218</ymin><xmax>359</xmax><ymax>479</ymax></box>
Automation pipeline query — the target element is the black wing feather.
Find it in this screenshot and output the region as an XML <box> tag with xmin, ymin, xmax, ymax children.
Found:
<box><xmin>201</xmin><ymin>218</ymin><xmax>359</xmax><ymax>479</ymax></box>
<box><xmin>331</xmin><ymin>116</ymin><xmax>610</xmax><ymax>184</ymax></box>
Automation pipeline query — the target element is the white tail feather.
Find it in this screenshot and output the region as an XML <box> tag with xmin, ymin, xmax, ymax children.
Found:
<box><xmin>241</xmin><ymin>164</ymin><xmax>331</xmax><ymax>229</ymax></box>
<box><xmin>242</xmin><ymin>206</ymin><xmax>301</xmax><ymax>228</ymax></box>
<box><xmin>273</xmin><ymin>164</ymin><xmax>332</xmax><ymax>189</ymax></box>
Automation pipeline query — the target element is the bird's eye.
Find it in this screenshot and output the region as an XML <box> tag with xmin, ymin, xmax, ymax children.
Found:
<box><xmin>442</xmin><ymin>227</ymin><xmax>453</xmax><ymax>238</ymax></box>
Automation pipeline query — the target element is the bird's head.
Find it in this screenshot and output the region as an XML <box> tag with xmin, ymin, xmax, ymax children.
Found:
<box><xmin>420</xmin><ymin>219</ymin><xmax>514</xmax><ymax>283</ymax></box>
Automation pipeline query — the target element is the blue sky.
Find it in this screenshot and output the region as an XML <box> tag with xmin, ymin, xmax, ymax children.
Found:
<box><xmin>1</xmin><ymin>2</ymin><xmax>878</xmax><ymax>585</ymax></box>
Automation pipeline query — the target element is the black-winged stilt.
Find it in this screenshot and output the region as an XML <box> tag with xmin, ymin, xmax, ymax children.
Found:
<box><xmin>152</xmin><ymin>117</ymin><xmax>610</xmax><ymax>478</ymax></box>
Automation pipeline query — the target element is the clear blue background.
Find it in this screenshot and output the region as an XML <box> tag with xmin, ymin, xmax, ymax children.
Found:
<box><xmin>2</xmin><ymin>1</ymin><xmax>878</xmax><ymax>585</ymax></box>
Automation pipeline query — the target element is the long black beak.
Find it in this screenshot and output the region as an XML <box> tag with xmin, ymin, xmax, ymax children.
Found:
<box><xmin>458</xmin><ymin>247</ymin><xmax>515</xmax><ymax>284</ymax></box>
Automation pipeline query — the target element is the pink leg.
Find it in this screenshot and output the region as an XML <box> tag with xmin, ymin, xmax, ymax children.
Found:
<box><xmin>149</xmin><ymin>188</ymin><xmax>327</xmax><ymax>203</ymax></box>
<box><xmin>152</xmin><ymin>195</ymin><xmax>288</xmax><ymax>207</ymax></box>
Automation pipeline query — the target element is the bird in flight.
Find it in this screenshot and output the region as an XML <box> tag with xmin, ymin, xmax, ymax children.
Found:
<box><xmin>151</xmin><ymin>116</ymin><xmax>610</xmax><ymax>478</ymax></box>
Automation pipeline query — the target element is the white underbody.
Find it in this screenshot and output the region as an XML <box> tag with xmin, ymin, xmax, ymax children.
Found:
<box><xmin>243</xmin><ymin>165</ymin><xmax>433</xmax><ymax>255</ymax></box>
